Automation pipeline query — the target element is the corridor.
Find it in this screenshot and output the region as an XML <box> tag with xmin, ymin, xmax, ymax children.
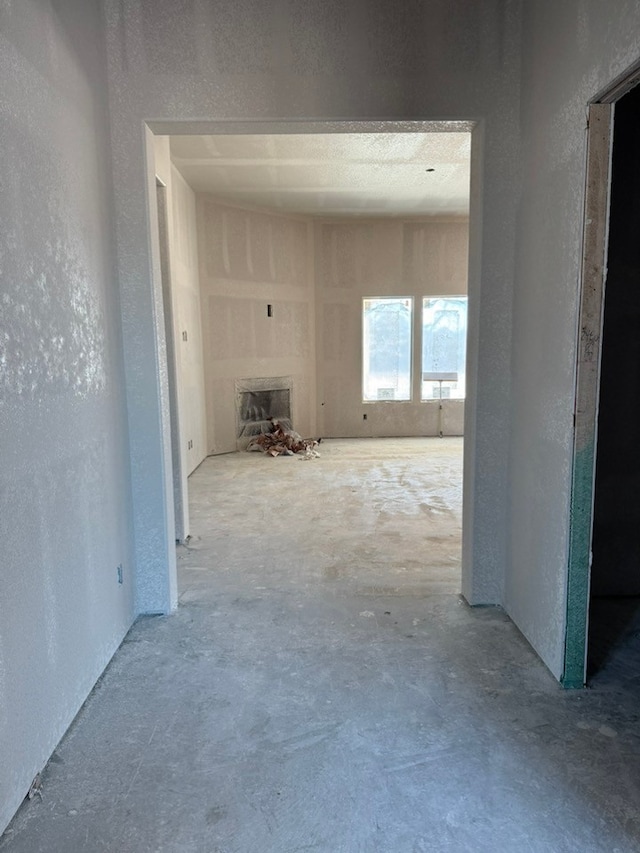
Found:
<box><xmin>2</xmin><ymin>440</ymin><xmax>640</xmax><ymax>852</ymax></box>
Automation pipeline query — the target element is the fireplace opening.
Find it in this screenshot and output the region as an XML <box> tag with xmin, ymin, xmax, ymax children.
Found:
<box><xmin>236</xmin><ymin>377</ymin><xmax>293</xmax><ymax>440</ymax></box>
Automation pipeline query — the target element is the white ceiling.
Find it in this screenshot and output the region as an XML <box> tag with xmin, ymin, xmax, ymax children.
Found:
<box><xmin>169</xmin><ymin>132</ymin><xmax>471</xmax><ymax>218</ymax></box>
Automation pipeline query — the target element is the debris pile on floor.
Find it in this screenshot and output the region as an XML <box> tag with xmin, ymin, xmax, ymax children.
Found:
<box><xmin>247</xmin><ymin>419</ymin><xmax>321</xmax><ymax>459</ymax></box>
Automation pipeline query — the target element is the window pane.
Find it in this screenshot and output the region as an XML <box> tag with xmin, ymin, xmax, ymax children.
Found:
<box><xmin>362</xmin><ymin>297</ymin><xmax>412</xmax><ymax>401</ymax></box>
<box><xmin>422</xmin><ymin>297</ymin><xmax>467</xmax><ymax>400</ymax></box>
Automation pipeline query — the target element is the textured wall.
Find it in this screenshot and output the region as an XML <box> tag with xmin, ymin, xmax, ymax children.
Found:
<box><xmin>0</xmin><ymin>0</ymin><xmax>134</xmax><ymax>832</ymax></box>
<box><xmin>197</xmin><ymin>198</ymin><xmax>316</xmax><ymax>453</ymax></box>
<box><xmin>169</xmin><ymin>167</ymin><xmax>208</xmax><ymax>472</ymax></box>
<box><xmin>509</xmin><ymin>0</ymin><xmax>640</xmax><ymax>678</ymax></box>
<box><xmin>103</xmin><ymin>0</ymin><xmax>522</xmax><ymax>616</ymax></box>
<box><xmin>316</xmin><ymin>218</ymin><xmax>468</xmax><ymax>438</ymax></box>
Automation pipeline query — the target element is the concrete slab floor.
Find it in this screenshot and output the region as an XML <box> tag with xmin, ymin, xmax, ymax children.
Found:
<box><xmin>2</xmin><ymin>438</ymin><xmax>640</xmax><ymax>852</ymax></box>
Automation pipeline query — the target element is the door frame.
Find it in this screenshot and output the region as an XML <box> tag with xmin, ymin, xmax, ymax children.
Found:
<box><xmin>155</xmin><ymin>178</ymin><xmax>189</xmax><ymax>543</ymax></box>
<box><xmin>143</xmin><ymin>118</ymin><xmax>481</xmax><ymax>605</ymax></box>
<box><xmin>563</xmin><ymin>103</ymin><xmax>613</xmax><ymax>687</ymax></box>
<box><xmin>564</xmin><ymin>61</ymin><xmax>640</xmax><ymax>686</ymax></box>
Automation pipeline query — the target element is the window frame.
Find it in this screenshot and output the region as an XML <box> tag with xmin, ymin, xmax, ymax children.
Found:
<box><xmin>362</xmin><ymin>296</ymin><xmax>414</xmax><ymax>403</ymax></box>
<box><xmin>421</xmin><ymin>294</ymin><xmax>468</xmax><ymax>402</ymax></box>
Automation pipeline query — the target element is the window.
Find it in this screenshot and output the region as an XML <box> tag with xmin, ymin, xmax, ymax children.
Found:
<box><xmin>422</xmin><ymin>297</ymin><xmax>468</xmax><ymax>400</ymax></box>
<box><xmin>362</xmin><ymin>297</ymin><xmax>413</xmax><ymax>401</ymax></box>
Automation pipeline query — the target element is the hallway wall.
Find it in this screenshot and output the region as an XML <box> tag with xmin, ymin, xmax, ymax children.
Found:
<box><xmin>104</xmin><ymin>0</ymin><xmax>522</xmax><ymax>617</ymax></box>
<box><xmin>0</xmin><ymin>0</ymin><xmax>134</xmax><ymax>833</ymax></box>
<box><xmin>508</xmin><ymin>1</ymin><xmax>640</xmax><ymax>678</ymax></box>
<box><xmin>316</xmin><ymin>217</ymin><xmax>468</xmax><ymax>438</ymax></box>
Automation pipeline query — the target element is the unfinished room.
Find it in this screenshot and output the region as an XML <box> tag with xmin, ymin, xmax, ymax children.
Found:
<box><xmin>4</xmin><ymin>1</ymin><xmax>640</xmax><ymax>851</ymax></box>
<box><xmin>152</xmin><ymin>128</ymin><xmax>470</xmax><ymax>587</ymax></box>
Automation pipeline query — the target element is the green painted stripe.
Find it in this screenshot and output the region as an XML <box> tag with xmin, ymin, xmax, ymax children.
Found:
<box><xmin>562</xmin><ymin>441</ymin><xmax>595</xmax><ymax>688</ymax></box>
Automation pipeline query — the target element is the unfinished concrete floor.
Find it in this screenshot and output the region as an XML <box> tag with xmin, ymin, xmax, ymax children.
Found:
<box><xmin>3</xmin><ymin>438</ymin><xmax>640</xmax><ymax>852</ymax></box>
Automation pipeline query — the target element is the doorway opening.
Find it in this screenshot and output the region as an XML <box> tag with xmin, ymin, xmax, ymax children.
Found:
<box><xmin>566</xmin><ymin>66</ymin><xmax>640</xmax><ymax>686</ymax></box>
<box><xmin>588</xmin><ymin>82</ymin><xmax>640</xmax><ymax>677</ymax></box>
<box><xmin>145</xmin><ymin>120</ymin><xmax>477</xmax><ymax>601</ymax></box>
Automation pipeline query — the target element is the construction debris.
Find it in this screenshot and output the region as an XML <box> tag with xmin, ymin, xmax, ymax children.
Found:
<box><xmin>299</xmin><ymin>445</ymin><xmax>321</xmax><ymax>461</ymax></box>
<box><xmin>247</xmin><ymin>419</ymin><xmax>321</xmax><ymax>458</ymax></box>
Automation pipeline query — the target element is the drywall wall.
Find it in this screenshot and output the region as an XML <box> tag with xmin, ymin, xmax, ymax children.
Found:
<box><xmin>154</xmin><ymin>140</ymin><xmax>207</xmax><ymax>475</ymax></box>
<box><xmin>0</xmin><ymin>0</ymin><xmax>134</xmax><ymax>834</ymax></box>
<box><xmin>196</xmin><ymin>198</ymin><xmax>316</xmax><ymax>454</ymax></box>
<box><xmin>103</xmin><ymin>0</ymin><xmax>522</xmax><ymax>615</ymax></box>
<box><xmin>508</xmin><ymin>1</ymin><xmax>640</xmax><ymax>678</ymax></box>
<box><xmin>316</xmin><ymin>218</ymin><xmax>468</xmax><ymax>438</ymax></box>
<box><xmin>169</xmin><ymin>167</ymin><xmax>208</xmax><ymax>473</ymax></box>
